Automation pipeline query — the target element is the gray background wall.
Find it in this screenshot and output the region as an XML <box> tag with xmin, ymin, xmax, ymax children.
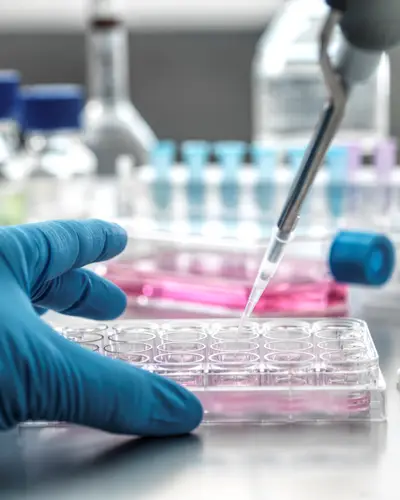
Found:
<box><xmin>0</xmin><ymin>30</ymin><xmax>399</xmax><ymax>143</ymax></box>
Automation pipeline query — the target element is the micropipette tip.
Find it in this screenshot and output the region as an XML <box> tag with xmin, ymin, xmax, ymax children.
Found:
<box><xmin>238</xmin><ymin>283</ymin><xmax>265</xmax><ymax>331</ymax></box>
<box><xmin>239</xmin><ymin>226</ymin><xmax>293</xmax><ymax>332</ymax></box>
<box><xmin>239</xmin><ymin>301</ymin><xmax>255</xmax><ymax>332</ymax></box>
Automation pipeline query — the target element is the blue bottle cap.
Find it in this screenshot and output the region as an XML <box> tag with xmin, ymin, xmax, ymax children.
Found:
<box><xmin>329</xmin><ymin>231</ymin><xmax>395</xmax><ymax>286</ymax></box>
<box><xmin>0</xmin><ymin>70</ymin><xmax>20</xmax><ymax>120</ymax></box>
<box><xmin>22</xmin><ymin>84</ymin><xmax>83</xmax><ymax>132</ymax></box>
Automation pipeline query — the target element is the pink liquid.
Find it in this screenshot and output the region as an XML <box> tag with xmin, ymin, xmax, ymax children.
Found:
<box><xmin>200</xmin><ymin>391</ymin><xmax>371</xmax><ymax>418</ymax></box>
<box><xmin>103</xmin><ymin>251</ymin><xmax>347</xmax><ymax>316</ymax></box>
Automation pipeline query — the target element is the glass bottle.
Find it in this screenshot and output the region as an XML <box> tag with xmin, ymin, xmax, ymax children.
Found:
<box><xmin>252</xmin><ymin>0</ymin><xmax>390</xmax><ymax>150</ymax></box>
<box><xmin>17</xmin><ymin>84</ymin><xmax>97</xmax><ymax>222</ymax></box>
<box><xmin>83</xmin><ymin>0</ymin><xmax>157</xmax><ymax>176</ymax></box>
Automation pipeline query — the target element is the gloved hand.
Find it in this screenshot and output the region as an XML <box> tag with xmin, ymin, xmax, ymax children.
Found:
<box><xmin>0</xmin><ymin>219</ymin><xmax>202</xmax><ymax>435</ymax></box>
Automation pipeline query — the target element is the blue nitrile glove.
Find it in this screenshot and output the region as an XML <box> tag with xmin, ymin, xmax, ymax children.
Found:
<box><xmin>0</xmin><ymin>219</ymin><xmax>202</xmax><ymax>435</ymax></box>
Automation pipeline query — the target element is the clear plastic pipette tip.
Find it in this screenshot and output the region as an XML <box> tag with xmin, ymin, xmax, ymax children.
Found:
<box><xmin>239</xmin><ymin>226</ymin><xmax>292</xmax><ymax>331</ymax></box>
<box><xmin>239</xmin><ymin>283</ymin><xmax>268</xmax><ymax>331</ymax></box>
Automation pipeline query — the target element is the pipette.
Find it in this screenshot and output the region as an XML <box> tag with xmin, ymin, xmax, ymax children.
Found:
<box><xmin>240</xmin><ymin>8</ymin><xmax>379</xmax><ymax>328</ymax></box>
<box><xmin>239</xmin><ymin>226</ymin><xmax>292</xmax><ymax>326</ymax></box>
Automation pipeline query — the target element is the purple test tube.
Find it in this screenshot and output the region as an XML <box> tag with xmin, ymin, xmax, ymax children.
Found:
<box><xmin>375</xmin><ymin>138</ymin><xmax>397</xmax><ymax>180</ymax></box>
<box><xmin>375</xmin><ymin>138</ymin><xmax>397</xmax><ymax>215</ymax></box>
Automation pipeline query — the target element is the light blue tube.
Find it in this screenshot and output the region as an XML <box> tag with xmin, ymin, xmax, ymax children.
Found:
<box><xmin>326</xmin><ymin>145</ymin><xmax>348</xmax><ymax>181</ymax></box>
<box><xmin>150</xmin><ymin>140</ymin><xmax>176</xmax><ymax>229</ymax></box>
<box><xmin>151</xmin><ymin>140</ymin><xmax>176</xmax><ymax>179</ymax></box>
<box><xmin>214</xmin><ymin>141</ymin><xmax>247</xmax><ymax>233</ymax></box>
<box><xmin>326</xmin><ymin>145</ymin><xmax>349</xmax><ymax>221</ymax></box>
<box><xmin>251</xmin><ymin>145</ymin><xmax>277</xmax><ymax>212</ymax></box>
<box><xmin>214</xmin><ymin>141</ymin><xmax>247</xmax><ymax>182</ymax></box>
<box><xmin>182</xmin><ymin>140</ymin><xmax>211</xmax><ymax>232</ymax></box>
<box><xmin>182</xmin><ymin>140</ymin><xmax>210</xmax><ymax>180</ymax></box>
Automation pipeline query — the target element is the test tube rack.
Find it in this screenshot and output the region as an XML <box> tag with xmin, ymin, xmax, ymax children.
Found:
<box><xmin>129</xmin><ymin>138</ymin><xmax>399</xmax><ymax>238</ymax></box>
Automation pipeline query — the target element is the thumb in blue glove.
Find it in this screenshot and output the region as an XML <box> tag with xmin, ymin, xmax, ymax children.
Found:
<box><xmin>0</xmin><ymin>219</ymin><xmax>203</xmax><ymax>435</ymax></box>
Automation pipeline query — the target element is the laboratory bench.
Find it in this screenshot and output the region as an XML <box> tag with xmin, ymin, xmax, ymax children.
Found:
<box><xmin>1</xmin><ymin>307</ymin><xmax>400</xmax><ymax>500</ymax></box>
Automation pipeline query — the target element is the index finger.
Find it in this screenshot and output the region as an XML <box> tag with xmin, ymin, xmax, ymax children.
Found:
<box><xmin>4</xmin><ymin>219</ymin><xmax>128</xmax><ymax>283</ymax></box>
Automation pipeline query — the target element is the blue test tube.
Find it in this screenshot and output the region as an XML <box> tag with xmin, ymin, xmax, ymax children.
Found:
<box><xmin>150</xmin><ymin>140</ymin><xmax>176</xmax><ymax>228</ymax></box>
<box><xmin>214</xmin><ymin>141</ymin><xmax>247</xmax><ymax>231</ymax></box>
<box><xmin>151</xmin><ymin>140</ymin><xmax>176</xmax><ymax>179</ymax></box>
<box><xmin>251</xmin><ymin>144</ymin><xmax>277</xmax><ymax>235</ymax></box>
<box><xmin>251</xmin><ymin>144</ymin><xmax>277</xmax><ymax>210</ymax></box>
<box><xmin>326</xmin><ymin>145</ymin><xmax>349</xmax><ymax>223</ymax></box>
<box><xmin>181</xmin><ymin>140</ymin><xmax>210</xmax><ymax>232</ymax></box>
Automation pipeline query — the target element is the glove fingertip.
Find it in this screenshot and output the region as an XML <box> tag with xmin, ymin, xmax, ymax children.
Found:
<box><xmin>89</xmin><ymin>279</ymin><xmax>127</xmax><ymax>320</ymax></box>
<box><xmin>48</xmin><ymin>342</ymin><xmax>203</xmax><ymax>436</ymax></box>
<box><xmin>161</xmin><ymin>381</ymin><xmax>203</xmax><ymax>435</ymax></box>
<box><xmin>136</xmin><ymin>373</ymin><xmax>203</xmax><ymax>437</ymax></box>
<box><xmin>176</xmin><ymin>389</ymin><xmax>203</xmax><ymax>434</ymax></box>
<box><xmin>96</xmin><ymin>286</ymin><xmax>127</xmax><ymax>320</ymax></box>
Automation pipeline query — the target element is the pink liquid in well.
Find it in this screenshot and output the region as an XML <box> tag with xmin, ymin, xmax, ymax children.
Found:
<box><xmin>103</xmin><ymin>251</ymin><xmax>347</xmax><ymax>316</ymax></box>
<box><xmin>200</xmin><ymin>390</ymin><xmax>371</xmax><ymax>417</ymax></box>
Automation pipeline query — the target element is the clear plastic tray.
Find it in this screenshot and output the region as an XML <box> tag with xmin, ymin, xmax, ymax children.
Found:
<box><xmin>54</xmin><ymin>317</ymin><xmax>385</xmax><ymax>424</ymax></box>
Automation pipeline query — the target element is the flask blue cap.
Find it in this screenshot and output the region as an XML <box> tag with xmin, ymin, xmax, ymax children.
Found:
<box><xmin>329</xmin><ymin>231</ymin><xmax>395</xmax><ymax>286</ymax></box>
<box><xmin>22</xmin><ymin>84</ymin><xmax>83</xmax><ymax>132</ymax></box>
<box><xmin>0</xmin><ymin>70</ymin><xmax>20</xmax><ymax>120</ymax></box>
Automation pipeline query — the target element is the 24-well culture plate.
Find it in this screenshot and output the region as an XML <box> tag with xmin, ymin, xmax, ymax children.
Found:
<box><xmin>59</xmin><ymin>318</ymin><xmax>386</xmax><ymax>424</ymax></box>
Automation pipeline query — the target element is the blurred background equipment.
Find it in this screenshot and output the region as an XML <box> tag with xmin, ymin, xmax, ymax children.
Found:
<box><xmin>252</xmin><ymin>0</ymin><xmax>390</xmax><ymax>151</ymax></box>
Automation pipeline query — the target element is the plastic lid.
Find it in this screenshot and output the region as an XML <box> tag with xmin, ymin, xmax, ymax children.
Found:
<box><xmin>150</xmin><ymin>140</ymin><xmax>176</xmax><ymax>164</ymax></box>
<box><xmin>0</xmin><ymin>70</ymin><xmax>20</xmax><ymax>120</ymax></box>
<box><xmin>329</xmin><ymin>231</ymin><xmax>395</xmax><ymax>286</ymax></box>
<box><xmin>214</xmin><ymin>141</ymin><xmax>247</xmax><ymax>161</ymax></box>
<box><xmin>182</xmin><ymin>140</ymin><xmax>211</xmax><ymax>162</ymax></box>
<box><xmin>251</xmin><ymin>145</ymin><xmax>277</xmax><ymax>164</ymax></box>
<box><xmin>181</xmin><ymin>140</ymin><xmax>211</xmax><ymax>156</ymax></box>
<box><xmin>22</xmin><ymin>84</ymin><xmax>83</xmax><ymax>132</ymax></box>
